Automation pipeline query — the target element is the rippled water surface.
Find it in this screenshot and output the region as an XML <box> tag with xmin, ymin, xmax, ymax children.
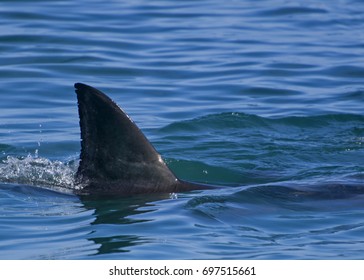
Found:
<box><xmin>0</xmin><ymin>0</ymin><xmax>364</xmax><ymax>259</ymax></box>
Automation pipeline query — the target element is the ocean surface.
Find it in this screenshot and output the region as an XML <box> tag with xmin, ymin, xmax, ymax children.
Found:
<box><xmin>0</xmin><ymin>0</ymin><xmax>363</xmax><ymax>259</ymax></box>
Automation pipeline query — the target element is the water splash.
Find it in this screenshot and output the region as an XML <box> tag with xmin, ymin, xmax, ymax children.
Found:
<box><xmin>0</xmin><ymin>153</ymin><xmax>79</xmax><ymax>192</ymax></box>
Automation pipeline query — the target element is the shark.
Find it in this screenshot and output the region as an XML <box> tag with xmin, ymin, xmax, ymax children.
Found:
<box><xmin>74</xmin><ymin>83</ymin><xmax>213</xmax><ymax>196</ymax></box>
<box><xmin>1</xmin><ymin>83</ymin><xmax>363</xmax><ymax>200</ymax></box>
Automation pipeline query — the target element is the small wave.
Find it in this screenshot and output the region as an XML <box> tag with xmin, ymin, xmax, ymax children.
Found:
<box><xmin>258</xmin><ymin>6</ymin><xmax>328</xmax><ymax>17</ymax></box>
<box><xmin>0</xmin><ymin>153</ymin><xmax>78</xmax><ymax>192</ymax></box>
<box><xmin>159</xmin><ymin>112</ymin><xmax>364</xmax><ymax>186</ymax></box>
<box><xmin>159</xmin><ymin>112</ymin><xmax>364</xmax><ymax>140</ymax></box>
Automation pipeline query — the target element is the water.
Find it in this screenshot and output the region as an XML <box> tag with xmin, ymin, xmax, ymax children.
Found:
<box><xmin>0</xmin><ymin>0</ymin><xmax>363</xmax><ymax>259</ymax></box>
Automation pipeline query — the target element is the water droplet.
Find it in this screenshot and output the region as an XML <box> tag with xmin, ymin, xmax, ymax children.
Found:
<box><xmin>169</xmin><ymin>193</ymin><xmax>178</xmax><ymax>199</ymax></box>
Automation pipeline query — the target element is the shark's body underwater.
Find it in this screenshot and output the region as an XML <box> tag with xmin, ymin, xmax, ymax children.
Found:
<box><xmin>74</xmin><ymin>83</ymin><xmax>212</xmax><ymax>196</ymax></box>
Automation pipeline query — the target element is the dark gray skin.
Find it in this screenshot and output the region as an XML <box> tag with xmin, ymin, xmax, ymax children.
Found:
<box><xmin>74</xmin><ymin>83</ymin><xmax>213</xmax><ymax>196</ymax></box>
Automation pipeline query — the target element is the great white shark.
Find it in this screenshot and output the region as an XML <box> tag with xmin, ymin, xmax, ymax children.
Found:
<box><xmin>74</xmin><ymin>83</ymin><xmax>213</xmax><ymax>196</ymax></box>
<box><xmin>1</xmin><ymin>83</ymin><xmax>362</xmax><ymax>200</ymax></box>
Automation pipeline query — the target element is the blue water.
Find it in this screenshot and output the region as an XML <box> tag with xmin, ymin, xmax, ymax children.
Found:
<box><xmin>0</xmin><ymin>0</ymin><xmax>364</xmax><ymax>259</ymax></box>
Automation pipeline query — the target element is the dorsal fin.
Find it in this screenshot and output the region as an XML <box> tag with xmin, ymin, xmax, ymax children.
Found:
<box><xmin>74</xmin><ymin>83</ymin><xmax>181</xmax><ymax>195</ymax></box>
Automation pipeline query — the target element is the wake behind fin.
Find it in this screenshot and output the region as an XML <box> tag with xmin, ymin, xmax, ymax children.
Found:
<box><xmin>74</xmin><ymin>83</ymin><xmax>211</xmax><ymax>196</ymax></box>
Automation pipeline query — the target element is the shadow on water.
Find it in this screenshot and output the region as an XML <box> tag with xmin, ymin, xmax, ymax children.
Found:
<box><xmin>79</xmin><ymin>180</ymin><xmax>364</xmax><ymax>258</ymax></box>
<box><xmin>1</xmin><ymin>178</ymin><xmax>364</xmax><ymax>259</ymax></box>
<box><xmin>0</xmin><ymin>181</ymin><xmax>170</xmax><ymax>258</ymax></box>
<box><xmin>79</xmin><ymin>193</ymin><xmax>171</xmax><ymax>257</ymax></box>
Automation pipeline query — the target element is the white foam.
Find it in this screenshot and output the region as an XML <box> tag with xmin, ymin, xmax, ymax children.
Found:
<box><xmin>0</xmin><ymin>153</ymin><xmax>79</xmax><ymax>191</ymax></box>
